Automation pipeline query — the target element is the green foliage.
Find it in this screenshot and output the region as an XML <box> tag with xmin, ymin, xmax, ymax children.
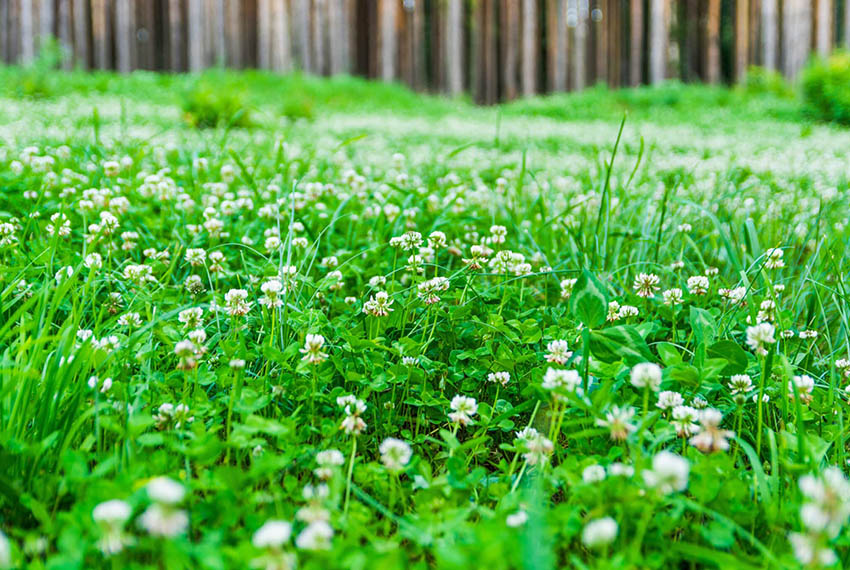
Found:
<box><xmin>742</xmin><ymin>66</ymin><xmax>794</xmax><ymax>98</ymax></box>
<box><xmin>0</xmin><ymin>69</ymin><xmax>848</xmax><ymax>569</ymax></box>
<box><xmin>181</xmin><ymin>78</ymin><xmax>252</xmax><ymax>129</ymax></box>
<box><xmin>802</xmin><ymin>51</ymin><xmax>850</xmax><ymax>125</ymax></box>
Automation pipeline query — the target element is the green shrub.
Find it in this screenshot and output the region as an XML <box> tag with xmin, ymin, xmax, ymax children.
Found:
<box><xmin>181</xmin><ymin>80</ymin><xmax>252</xmax><ymax>129</ymax></box>
<box><xmin>801</xmin><ymin>51</ymin><xmax>850</xmax><ymax>125</ymax></box>
<box><xmin>280</xmin><ymin>95</ymin><xmax>315</xmax><ymax>122</ymax></box>
<box><xmin>742</xmin><ymin>66</ymin><xmax>794</xmax><ymax>98</ymax></box>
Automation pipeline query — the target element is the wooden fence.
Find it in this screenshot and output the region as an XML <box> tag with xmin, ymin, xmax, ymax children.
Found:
<box><xmin>1</xmin><ymin>1</ymin><xmax>849</xmax><ymax>103</ymax></box>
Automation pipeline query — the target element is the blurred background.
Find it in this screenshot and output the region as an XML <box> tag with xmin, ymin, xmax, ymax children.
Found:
<box><xmin>0</xmin><ymin>0</ymin><xmax>848</xmax><ymax>104</ymax></box>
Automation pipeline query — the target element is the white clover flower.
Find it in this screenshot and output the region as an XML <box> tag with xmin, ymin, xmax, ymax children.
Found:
<box><xmin>487</xmin><ymin>371</ymin><xmax>510</xmax><ymax>386</ymax></box>
<box><xmin>728</xmin><ymin>374</ymin><xmax>753</xmax><ymax>395</ymax></box>
<box><xmin>224</xmin><ymin>288</ymin><xmax>252</xmax><ymax>317</ymax></box>
<box><xmin>295</xmin><ymin>521</ymin><xmax>333</xmax><ymax>551</ymax></box>
<box><xmin>746</xmin><ymin>322</ymin><xmax>776</xmax><ymax>356</ymax></box>
<box><xmin>789</xmin><ymin>375</ymin><xmax>816</xmax><ymax>405</ymax></box>
<box><xmin>252</xmin><ymin>520</ymin><xmax>292</xmax><ymax>548</ymax></box>
<box><xmin>146</xmin><ymin>477</ymin><xmax>185</xmax><ymax>505</ymax></box>
<box><xmin>630</xmin><ymin>362</ymin><xmax>662</xmax><ymax>391</ymax></box>
<box><xmin>300</xmin><ymin>334</ymin><xmax>327</xmax><ymax>364</ymax></box>
<box><xmin>506</xmin><ymin>510</ymin><xmax>528</xmax><ymax>528</ymax></box>
<box><xmin>93</xmin><ymin>499</ymin><xmax>133</xmax><ymax>555</ymax></box>
<box><xmin>448</xmin><ymin>395</ymin><xmax>478</xmax><ymax>426</ymax></box>
<box><xmin>541</xmin><ymin>367</ymin><xmax>582</xmax><ymax>397</ymax></box>
<box><xmin>662</xmin><ymin>288</ymin><xmax>683</xmax><ymax>306</ymax></box>
<box><xmin>0</xmin><ymin>530</ymin><xmax>10</xmax><ymax>566</ymax></box>
<box><xmin>633</xmin><ymin>273</ymin><xmax>660</xmax><ymax>298</ymax></box>
<box><xmin>788</xmin><ymin>532</ymin><xmax>836</xmax><ymax>566</ymax></box>
<box><xmin>595</xmin><ymin>405</ymin><xmax>636</xmax><ymax>441</ymax></box>
<box><xmin>582</xmin><ymin>464</ymin><xmax>607</xmax><ymax>484</ymax></box>
<box><xmin>544</xmin><ymin>339</ymin><xmax>573</xmax><ymax>365</ymax></box>
<box><xmin>656</xmin><ymin>390</ymin><xmax>683</xmax><ymax>410</ymax></box>
<box><xmin>687</xmin><ymin>275</ymin><xmax>710</xmax><ymax>295</ymax></box>
<box><xmin>671</xmin><ymin>405</ymin><xmax>701</xmax><ymax>437</ymax></box>
<box><xmin>689</xmin><ymin>409</ymin><xmax>734</xmax><ymax>453</ymax></box>
<box><xmin>379</xmin><ymin>438</ymin><xmax>413</xmax><ymax>472</ymax></box>
<box><xmin>643</xmin><ymin>451</ymin><xmax>689</xmax><ymax>495</ymax></box>
<box><xmin>764</xmin><ymin>247</ymin><xmax>785</xmax><ymax>269</ymax></box>
<box><xmin>139</xmin><ymin>478</ymin><xmax>188</xmax><ymax>536</ymax></box>
<box><xmin>581</xmin><ymin>517</ymin><xmax>618</xmax><ymax>548</ymax></box>
<box><xmin>513</xmin><ymin>427</ymin><xmax>554</xmax><ymax>465</ymax></box>
<box><xmin>363</xmin><ymin>290</ymin><xmax>394</xmax><ymax>317</ymax></box>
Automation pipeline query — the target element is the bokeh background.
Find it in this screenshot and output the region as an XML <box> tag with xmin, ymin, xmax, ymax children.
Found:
<box><xmin>1</xmin><ymin>0</ymin><xmax>849</xmax><ymax>104</ymax></box>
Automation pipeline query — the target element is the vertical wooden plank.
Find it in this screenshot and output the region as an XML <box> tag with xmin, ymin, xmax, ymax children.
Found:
<box><xmin>783</xmin><ymin>0</ymin><xmax>811</xmax><ymax>80</ymax></box>
<box><xmin>74</xmin><ymin>0</ymin><xmax>90</xmax><ymax>68</ymax></box>
<box><xmin>748</xmin><ymin>0</ymin><xmax>759</xmax><ymax>66</ymax></box>
<box><xmin>271</xmin><ymin>0</ymin><xmax>291</xmax><ymax>71</ymax></box>
<box><xmin>705</xmin><ymin>0</ymin><xmax>720</xmax><ymax>83</ymax></box>
<box><xmin>292</xmin><ymin>0</ymin><xmax>310</xmax><ymax>71</ymax></box>
<box><xmin>135</xmin><ymin>0</ymin><xmax>155</xmax><ymax>70</ymax></box>
<box><xmin>203</xmin><ymin>0</ymin><xmax>215</xmax><ymax>66</ymax></box>
<box><xmin>186</xmin><ymin>0</ymin><xmax>202</xmax><ymax>70</ymax></box>
<box><xmin>328</xmin><ymin>0</ymin><xmax>345</xmax><ymax>74</ymax></box>
<box><xmin>648</xmin><ymin>0</ymin><xmax>666</xmax><ymax>84</ymax></box>
<box><xmin>521</xmin><ymin>0</ymin><xmax>536</xmax><ymax>95</ymax></box>
<box><xmin>573</xmin><ymin>0</ymin><xmax>589</xmax><ymax>90</ymax></box>
<box><xmin>0</xmin><ymin>0</ymin><xmax>7</xmax><ymax>64</ymax></box>
<box><xmin>39</xmin><ymin>0</ymin><xmax>54</xmax><ymax>51</ymax></box>
<box><xmin>735</xmin><ymin>0</ymin><xmax>748</xmax><ymax>80</ymax></box>
<box><xmin>115</xmin><ymin>0</ymin><xmax>133</xmax><ymax>72</ymax></box>
<box><xmin>257</xmin><ymin>0</ymin><xmax>269</xmax><ymax>68</ymax></box>
<box><xmin>9</xmin><ymin>0</ymin><xmax>20</xmax><ymax>63</ymax></box>
<box><xmin>91</xmin><ymin>0</ymin><xmax>108</xmax><ymax>68</ymax></box>
<box><xmin>548</xmin><ymin>0</ymin><xmax>567</xmax><ymax>91</ymax></box>
<box><xmin>168</xmin><ymin>0</ymin><xmax>184</xmax><ymax>71</ymax></box>
<box><xmin>629</xmin><ymin>0</ymin><xmax>642</xmax><ymax>85</ymax></box>
<box><xmin>446</xmin><ymin>0</ymin><xmax>462</xmax><ymax>95</ymax></box>
<box><xmin>411</xmin><ymin>0</ymin><xmax>424</xmax><ymax>88</ymax></box>
<box><xmin>57</xmin><ymin>0</ymin><xmax>72</xmax><ymax>68</ymax></box>
<box><xmin>379</xmin><ymin>0</ymin><xmax>396</xmax><ymax>80</ymax></box>
<box><xmin>214</xmin><ymin>0</ymin><xmax>224</xmax><ymax>64</ymax></box>
<box><xmin>594</xmin><ymin>0</ymin><xmax>608</xmax><ymax>84</ymax></box>
<box><xmin>845</xmin><ymin>0</ymin><xmax>850</xmax><ymax>48</ymax></box>
<box><xmin>502</xmin><ymin>0</ymin><xmax>519</xmax><ymax>99</ymax></box>
<box><xmin>313</xmin><ymin>0</ymin><xmax>327</xmax><ymax>74</ymax></box>
<box><xmin>608</xmin><ymin>0</ymin><xmax>620</xmax><ymax>87</ymax></box>
<box><xmin>485</xmin><ymin>0</ymin><xmax>497</xmax><ymax>101</ymax></box>
<box><xmin>761</xmin><ymin>0</ymin><xmax>777</xmax><ymax>69</ymax></box>
<box><xmin>21</xmin><ymin>0</ymin><xmax>34</xmax><ymax>64</ymax></box>
<box><xmin>224</xmin><ymin>0</ymin><xmax>240</xmax><ymax>67</ymax></box>
<box><xmin>816</xmin><ymin>0</ymin><xmax>833</xmax><ymax>56</ymax></box>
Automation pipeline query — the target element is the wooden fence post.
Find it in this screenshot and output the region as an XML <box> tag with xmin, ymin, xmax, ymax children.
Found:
<box><xmin>648</xmin><ymin>0</ymin><xmax>666</xmax><ymax>84</ymax></box>
<box><xmin>735</xmin><ymin>0</ymin><xmax>748</xmax><ymax>80</ymax></box>
<box><xmin>547</xmin><ymin>0</ymin><xmax>567</xmax><ymax>91</ymax></box>
<box><xmin>502</xmin><ymin>0</ymin><xmax>519</xmax><ymax>99</ymax></box>
<box><xmin>629</xmin><ymin>0</ymin><xmax>642</xmax><ymax>85</ymax></box>
<box><xmin>272</xmin><ymin>0</ymin><xmax>292</xmax><ymax>72</ymax></box>
<box><xmin>521</xmin><ymin>0</ymin><xmax>537</xmax><ymax>95</ymax></box>
<box><xmin>573</xmin><ymin>0</ymin><xmax>588</xmax><ymax>90</ymax></box>
<box><xmin>0</xmin><ymin>0</ymin><xmax>7</xmax><ymax>64</ymax></box>
<box><xmin>761</xmin><ymin>0</ymin><xmax>777</xmax><ymax>70</ymax></box>
<box><xmin>21</xmin><ymin>0</ymin><xmax>34</xmax><ymax>64</ymax></box>
<box><xmin>168</xmin><ymin>0</ymin><xmax>183</xmax><ymax>71</ymax></box>
<box><xmin>186</xmin><ymin>0</ymin><xmax>203</xmax><ymax>71</ymax></box>
<box><xmin>379</xmin><ymin>0</ymin><xmax>397</xmax><ymax>80</ymax></box>
<box><xmin>705</xmin><ymin>0</ymin><xmax>720</xmax><ymax>83</ymax></box>
<box><xmin>446</xmin><ymin>0</ymin><xmax>463</xmax><ymax>95</ymax></box>
<box><xmin>816</xmin><ymin>0</ymin><xmax>833</xmax><ymax>57</ymax></box>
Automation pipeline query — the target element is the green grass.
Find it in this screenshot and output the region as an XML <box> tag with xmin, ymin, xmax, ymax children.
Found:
<box><xmin>0</xmin><ymin>68</ymin><xmax>848</xmax><ymax>569</ymax></box>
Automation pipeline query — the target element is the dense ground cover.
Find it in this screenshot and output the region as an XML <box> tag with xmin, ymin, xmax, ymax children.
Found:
<box><xmin>1</xmin><ymin>69</ymin><xmax>849</xmax><ymax>569</ymax></box>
